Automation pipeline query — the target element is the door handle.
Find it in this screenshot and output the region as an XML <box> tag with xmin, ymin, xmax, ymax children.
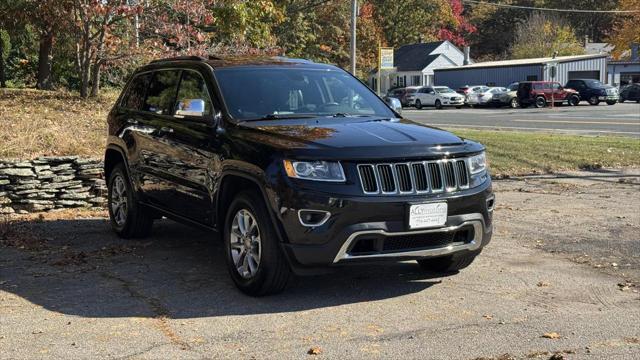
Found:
<box><xmin>126</xmin><ymin>119</ymin><xmax>139</xmax><ymax>125</ymax></box>
<box><xmin>159</xmin><ymin>126</ymin><xmax>174</xmax><ymax>134</ymax></box>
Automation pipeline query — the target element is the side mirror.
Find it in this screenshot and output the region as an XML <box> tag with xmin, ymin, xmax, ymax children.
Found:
<box><xmin>176</xmin><ymin>99</ymin><xmax>206</xmax><ymax>117</ymax></box>
<box><xmin>384</xmin><ymin>97</ymin><xmax>403</xmax><ymax>115</ymax></box>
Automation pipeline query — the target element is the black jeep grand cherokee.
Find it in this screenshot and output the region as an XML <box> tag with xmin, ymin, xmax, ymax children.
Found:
<box><xmin>105</xmin><ymin>56</ymin><xmax>494</xmax><ymax>296</ymax></box>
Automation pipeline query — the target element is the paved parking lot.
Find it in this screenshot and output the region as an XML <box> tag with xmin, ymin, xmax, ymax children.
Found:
<box><xmin>1</xmin><ymin>170</ymin><xmax>639</xmax><ymax>359</ymax></box>
<box><xmin>404</xmin><ymin>102</ymin><xmax>640</xmax><ymax>137</ymax></box>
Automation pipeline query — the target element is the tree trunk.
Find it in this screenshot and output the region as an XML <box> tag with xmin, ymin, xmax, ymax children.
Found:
<box><xmin>36</xmin><ymin>29</ymin><xmax>54</xmax><ymax>90</ymax></box>
<box><xmin>0</xmin><ymin>36</ymin><xmax>6</xmax><ymax>88</ymax></box>
<box><xmin>89</xmin><ymin>60</ymin><xmax>101</xmax><ymax>97</ymax></box>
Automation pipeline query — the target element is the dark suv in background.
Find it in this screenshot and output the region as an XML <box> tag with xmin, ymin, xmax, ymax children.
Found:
<box><xmin>565</xmin><ymin>79</ymin><xmax>619</xmax><ymax>105</ymax></box>
<box><xmin>105</xmin><ymin>56</ymin><xmax>494</xmax><ymax>296</ymax></box>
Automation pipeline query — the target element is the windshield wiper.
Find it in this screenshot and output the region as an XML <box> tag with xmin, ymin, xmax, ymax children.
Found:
<box><xmin>331</xmin><ymin>113</ymin><xmax>373</xmax><ymax>118</ymax></box>
<box><xmin>241</xmin><ymin>114</ymin><xmax>320</xmax><ymax>122</ymax></box>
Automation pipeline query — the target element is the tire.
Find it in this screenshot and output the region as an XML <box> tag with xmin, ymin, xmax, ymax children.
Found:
<box><xmin>567</xmin><ymin>94</ymin><xmax>580</xmax><ymax>106</ymax></box>
<box><xmin>435</xmin><ymin>100</ymin><xmax>442</xmax><ymax>109</ymax></box>
<box><xmin>509</xmin><ymin>97</ymin><xmax>519</xmax><ymax>108</ymax></box>
<box><xmin>606</xmin><ymin>100</ymin><xmax>616</xmax><ymax>105</ymax></box>
<box><xmin>415</xmin><ymin>99</ymin><xmax>422</xmax><ymax>110</ymax></box>
<box><xmin>417</xmin><ymin>250</ymin><xmax>481</xmax><ymax>273</ymax></box>
<box><xmin>107</xmin><ymin>163</ymin><xmax>153</xmax><ymax>239</ymax></box>
<box><xmin>618</xmin><ymin>95</ymin><xmax>625</xmax><ymax>103</ymax></box>
<box><xmin>588</xmin><ymin>96</ymin><xmax>600</xmax><ymax>105</ymax></box>
<box><xmin>455</xmin><ymin>106</ymin><xmax>462</xmax><ymax>109</ymax></box>
<box><xmin>534</xmin><ymin>96</ymin><xmax>546</xmax><ymax>108</ymax></box>
<box><xmin>224</xmin><ymin>191</ymin><xmax>291</xmax><ymax>296</ymax></box>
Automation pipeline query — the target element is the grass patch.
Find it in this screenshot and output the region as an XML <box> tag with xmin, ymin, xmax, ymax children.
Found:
<box><xmin>1</xmin><ymin>88</ymin><xmax>118</xmax><ymax>159</ymax></box>
<box><xmin>450</xmin><ymin>129</ymin><xmax>640</xmax><ymax>176</ymax></box>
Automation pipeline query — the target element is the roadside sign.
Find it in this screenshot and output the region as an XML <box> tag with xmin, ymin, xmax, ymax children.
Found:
<box><xmin>379</xmin><ymin>48</ymin><xmax>394</xmax><ymax>69</ymax></box>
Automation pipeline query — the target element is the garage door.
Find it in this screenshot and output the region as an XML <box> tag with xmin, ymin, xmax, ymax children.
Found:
<box><xmin>568</xmin><ymin>71</ymin><xmax>600</xmax><ymax>80</ymax></box>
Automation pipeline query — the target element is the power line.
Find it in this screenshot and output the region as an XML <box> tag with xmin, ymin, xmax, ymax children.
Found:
<box><xmin>462</xmin><ymin>0</ymin><xmax>640</xmax><ymax>13</ymax></box>
<box><xmin>288</xmin><ymin>0</ymin><xmax>335</xmax><ymax>14</ymax></box>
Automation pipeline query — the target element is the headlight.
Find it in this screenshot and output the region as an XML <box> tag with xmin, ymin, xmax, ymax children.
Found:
<box><xmin>283</xmin><ymin>160</ymin><xmax>346</xmax><ymax>182</ymax></box>
<box><xmin>468</xmin><ymin>152</ymin><xmax>487</xmax><ymax>174</ymax></box>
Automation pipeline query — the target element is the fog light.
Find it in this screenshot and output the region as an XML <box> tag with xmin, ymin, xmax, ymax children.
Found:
<box><xmin>486</xmin><ymin>194</ymin><xmax>495</xmax><ymax>212</ymax></box>
<box><xmin>298</xmin><ymin>210</ymin><xmax>331</xmax><ymax>227</ymax></box>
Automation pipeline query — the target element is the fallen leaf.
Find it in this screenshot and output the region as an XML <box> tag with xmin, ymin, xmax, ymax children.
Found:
<box><xmin>308</xmin><ymin>347</ymin><xmax>322</xmax><ymax>355</ymax></box>
<box><xmin>542</xmin><ymin>332</ymin><xmax>561</xmax><ymax>339</ymax></box>
<box><xmin>483</xmin><ymin>314</ymin><xmax>493</xmax><ymax>320</ymax></box>
<box><xmin>537</xmin><ymin>281</ymin><xmax>550</xmax><ymax>287</ymax></box>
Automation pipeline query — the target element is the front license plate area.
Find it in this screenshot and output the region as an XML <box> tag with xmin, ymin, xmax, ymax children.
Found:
<box><xmin>408</xmin><ymin>202</ymin><xmax>448</xmax><ymax>229</ymax></box>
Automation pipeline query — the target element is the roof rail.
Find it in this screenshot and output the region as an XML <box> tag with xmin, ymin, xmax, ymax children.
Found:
<box><xmin>150</xmin><ymin>55</ymin><xmax>223</xmax><ymax>63</ymax></box>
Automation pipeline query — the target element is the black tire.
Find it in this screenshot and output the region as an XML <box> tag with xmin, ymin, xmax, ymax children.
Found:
<box><xmin>107</xmin><ymin>164</ymin><xmax>153</xmax><ymax>239</ymax></box>
<box><xmin>455</xmin><ymin>106</ymin><xmax>462</xmax><ymax>109</ymax></box>
<box><xmin>509</xmin><ymin>97</ymin><xmax>519</xmax><ymax>109</ymax></box>
<box><xmin>618</xmin><ymin>95</ymin><xmax>625</xmax><ymax>103</ymax></box>
<box><xmin>606</xmin><ymin>100</ymin><xmax>616</xmax><ymax>105</ymax></box>
<box><xmin>534</xmin><ymin>96</ymin><xmax>546</xmax><ymax>108</ymax></box>
<box><xmin>417</xmin><ymin>250</ymin><xmax>481</xmax><ymax>273</ymax></box>
<box><xmin>435</xmin><ymin>100</ymin><xmax>442</xmax><ymax>109</ymax></box>
<box><xmin>223</xmin><ymin>191</ymin><xmax>291</xmax><ymax>296</ymax></box>
<box><xmin>567</xmin><ymin>94</ymin><xmax>580</xmax><ymax>106</ymax></box>
<box><xmin>415</xmin><ymin>99</ymin><xmax>422</xmax><ymax>110</ymax></box>
<box><xmin>588</xmin><ymin>96</ymin><xmax>600</xmax><ymax>105</ymax></box>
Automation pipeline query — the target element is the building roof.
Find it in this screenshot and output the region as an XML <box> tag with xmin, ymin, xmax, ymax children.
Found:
<box><xmin>585</xmin><ymin>42</ymin><xmax>614</xmax><ymax>55</ymax></box>
<box><xmin>394</xmin><ymin>42</ymin><xmax>446</xmax><ymax>71</ymax></box>
<box><xmin>434</xmin><ymin>54</ymin><xmax>607</xmax><ymax>71</ymax></box>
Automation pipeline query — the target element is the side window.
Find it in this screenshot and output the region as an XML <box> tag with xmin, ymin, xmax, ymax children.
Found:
<box><xmin>143</xmin><ymin>70</ymin><xmax>181</xmax><ymax>115</ymax></box>
<box><xmin>122</xmin><ymin>73</ymin><xmax>151</xmax><ymax>110</ymax></box>
<box><xmin>543</xmin><ymin>83</ymin><xmax>551</xmax><ymax>90</ymax></box>
<box><xmin>533</xmin><ymin>84</ymin><xmax>543</xmax><ymax>90</ymax></box>
<box><xmin>175</xmin><ymin>71</ymin><xmax>214</xmax><ymax>117</ymax></box>
<box><xmin>552</xmin><ymin>83</ymin><xmax>561</xmax><ymax>90</ymax></box>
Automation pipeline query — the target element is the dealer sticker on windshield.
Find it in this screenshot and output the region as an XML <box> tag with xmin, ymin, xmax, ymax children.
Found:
<box><xmin>408</xmin><ymin>202</ymin><xmax>448</xmax><ymax>229</ymax></box>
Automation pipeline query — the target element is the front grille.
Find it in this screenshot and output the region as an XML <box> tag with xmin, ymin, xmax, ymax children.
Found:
<box><xmin>357</xmin><ymin>158</ymin><xmax>470</xmax><ymax>195</ymax></box>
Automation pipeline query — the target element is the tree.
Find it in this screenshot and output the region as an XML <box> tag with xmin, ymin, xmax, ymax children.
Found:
<box><xmin>510</xmin><ymin>12</ymin><xmax>585</xmax><ymax>59</ymax></box>
<box><xmin>609</xmin><ymin>0</ymin><xmax>640</xmax><ymax>59</ymax></box>
<box><xmin>72</xmin><ymin>0</ymin><xmax>139</xmax><ymax>97</ymax></box>
<box><xmin>438</xmin><ymin>0</ymin><xmax>476</xmax><ymax>47</ymax></box>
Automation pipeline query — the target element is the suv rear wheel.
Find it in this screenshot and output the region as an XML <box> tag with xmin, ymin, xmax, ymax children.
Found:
<box><xmin>224</xmin><ymin>191</ymin><xmax>291</xmax><ymax>296</ymax></box>
<box><xmin>107</xmin><ymin>164</ymin><xmax>154</xmax><ymax>238</ymax></box>
<box><xmin>534</xmin><ymin>96</ymin><xmax>546</xmax><ymax>108</ymax></box>
<box><xmin>417</xmin><ymin>250</ymin><xmax>481</xmax><ymax>273</ymax></box>
<box><xmin>567</xmin><ymin>94</ymin><xmax>580</xmax><ymax>106</ymax></box>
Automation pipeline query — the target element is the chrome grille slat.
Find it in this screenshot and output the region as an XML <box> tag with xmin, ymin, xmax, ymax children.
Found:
<box><xmin>357</xmin><ymin>158</ymin><xmax>471</xmax><ymax>195</ymax></box>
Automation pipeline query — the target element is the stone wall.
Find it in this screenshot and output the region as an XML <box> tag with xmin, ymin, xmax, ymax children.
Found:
<box><xmin>0</xmin><ymin>157</ymin><xmax>106</xmax><ymax>214</ymax></box>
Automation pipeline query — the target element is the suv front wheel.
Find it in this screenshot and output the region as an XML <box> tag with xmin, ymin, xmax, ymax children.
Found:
<box><xmin>107</xmin><ymin>164</ymin><xmax>154</xmax><ymax>238</ymax></box>
<box><xmin>224</xmin><ymin>191</ymin><xmax>291</xmax><ymax>296</ymax></box>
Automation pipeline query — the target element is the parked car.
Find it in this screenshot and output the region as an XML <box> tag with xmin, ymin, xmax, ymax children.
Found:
<box><xmin>387</xmin><ymin>87</ymin><xmax>419</xmax><ymax>107</ymax></box>
<box><xmin>105</xmin><ymin>56</ymin><xmax>494</xmax><ymax>296</ymax></box>
<box><xmin>467</xmin><ymin>87</ymin><xmax>507</xmax><ymax>107</ymax></box>
<box><xmin>618</xmin><ymin>83</ymin><xmax>640</xmax><ymax>103</ymax></box>
<box><xmin>565</xmin><ymin>79</ymin><xmax>619</xmax><ymax>105</ymax></box>
<box><xmin>413</xmin><ymin>86</ymin><xmax>465</xmax><ymax>109</ymax></box>
<box><xmin>456</xmin><ymin>85</ymin><xmax>489</xmax><ymax>104</ymax></box>
<box><xmin>517</xmin><ymin>81</ymin><xmax>580</xmax><ymax>108</ymax></box>
<box><xmin>491</xmin><ymin>82</ymin><xmax>519</xmax><ymax>108</ymax></box>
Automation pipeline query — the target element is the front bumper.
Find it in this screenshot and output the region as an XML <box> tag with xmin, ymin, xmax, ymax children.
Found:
<box><xmin>598</xmin><ymin>95</ymin><xmax>619</xmax><ymax>101</ymax></box>
<box><xmin>273</xmin><ymin>180</ymin><xmax>494</xmax><ymax>271</ymax></box>
<box><xmin>441</xmin><ymin>98</ymin><xmax>465</xmax><ymax>106</ymax></box>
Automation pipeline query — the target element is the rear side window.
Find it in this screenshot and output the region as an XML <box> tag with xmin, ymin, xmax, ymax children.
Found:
<box><xmin>122</xmin><ymin>73</ymin><xmax>151</xmax><ymax>110</ymax></box>
<box><xmin>144</xmin><ymin>70</ymin><xmax>181</xmax><ymax>115</ymax></box>
<box><xmin>533</xmin><ymin>84</ymin><xmax>543</xmax><ymax>90</ymax></box>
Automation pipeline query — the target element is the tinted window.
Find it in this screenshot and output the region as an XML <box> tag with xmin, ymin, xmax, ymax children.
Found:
<box><xmin>122</xmin><ymin>73</ymin><xmax>151</xmax><ymax>110</ymax></box>
<box><xmin>144</xmin><ymin>70</ymin><xmax>181</xmax><ymax>115</ymax></box>
<box><xmin>533</xmin><ymin>84</ymin><xmax>543</xmax><ymax>90</ymax></box>
<box><xmin>214</xmin><ymin>68</ymin><xmax>395</xmax><ymax>120</ymax></box>
<box><xmin>175</xmin><ymin>71</ymin><xmax>213</xmax><ymax>117</ymax></box>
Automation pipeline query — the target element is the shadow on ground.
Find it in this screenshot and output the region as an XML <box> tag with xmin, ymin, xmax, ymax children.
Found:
<box><xmin>0</xmin><ymin>218</ymin><xmax>443</xmax><ymax>319</ymax></box>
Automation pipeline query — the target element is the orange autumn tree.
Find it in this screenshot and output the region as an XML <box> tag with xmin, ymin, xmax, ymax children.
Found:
<box><xmin>609</xmin><ymin>0</ymin><xmax>640</xmax><ymax>59</ymax></box>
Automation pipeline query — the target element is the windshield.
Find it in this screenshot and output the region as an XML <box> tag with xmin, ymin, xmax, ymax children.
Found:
<box><xmin>214</xmin><ymin>67</ymin><xmax>395</xmax><ymax>121</ymax></box>
<box><xmin>434</xmin><ymin>87</ymin><xmax>456</xmax><ymax>94</ymax></box>
<box><xmin>585</xmin><ymin>79</ymin><xmax>604</xmax><ymax>87</ymax></box>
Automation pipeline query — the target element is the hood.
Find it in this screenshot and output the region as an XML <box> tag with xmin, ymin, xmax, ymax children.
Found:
<box><xmin>234</xmin><ymin>117</ymin><xmax>482</xmax><ymax>160</ymax></box>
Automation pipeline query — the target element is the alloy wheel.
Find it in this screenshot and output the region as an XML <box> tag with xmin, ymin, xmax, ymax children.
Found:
<box><xmin>230</xmin><ymin>209</ymin><xmax>262</xmax><ymax>279</ymax></box>
<box><xmin>110</xmin><ymin>174</ymin><xmax>128</xmax><ymax>227</ymax></box>
<box><xmin>510</xmin><ymin>98</ymin><xmax>518</xmax><ymax>108</ymax></box>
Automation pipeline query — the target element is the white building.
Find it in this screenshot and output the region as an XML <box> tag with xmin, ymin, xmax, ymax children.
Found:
<box><xmin>369</xmin><ymin>41</ymin><xmax>469</xmax><ymax>94</ymax></box>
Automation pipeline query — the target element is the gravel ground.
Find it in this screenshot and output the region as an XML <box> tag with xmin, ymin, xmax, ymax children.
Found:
<box><xmin>1</xmin><ymin>170</ymin><xmax>639</xmax><ymax>360</ymax></box>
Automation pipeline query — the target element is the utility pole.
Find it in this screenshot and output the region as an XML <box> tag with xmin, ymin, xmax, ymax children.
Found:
<box><xmin>350</xmin><ymin>0</ymin><xmax>358</xmax><ymax>75</ymax></box>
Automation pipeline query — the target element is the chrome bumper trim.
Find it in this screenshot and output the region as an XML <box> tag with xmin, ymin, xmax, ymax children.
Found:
<box><xmin>332</xmin><ymin>220</ymin><xmax>483</xmax><ymax>263</ymax></box>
